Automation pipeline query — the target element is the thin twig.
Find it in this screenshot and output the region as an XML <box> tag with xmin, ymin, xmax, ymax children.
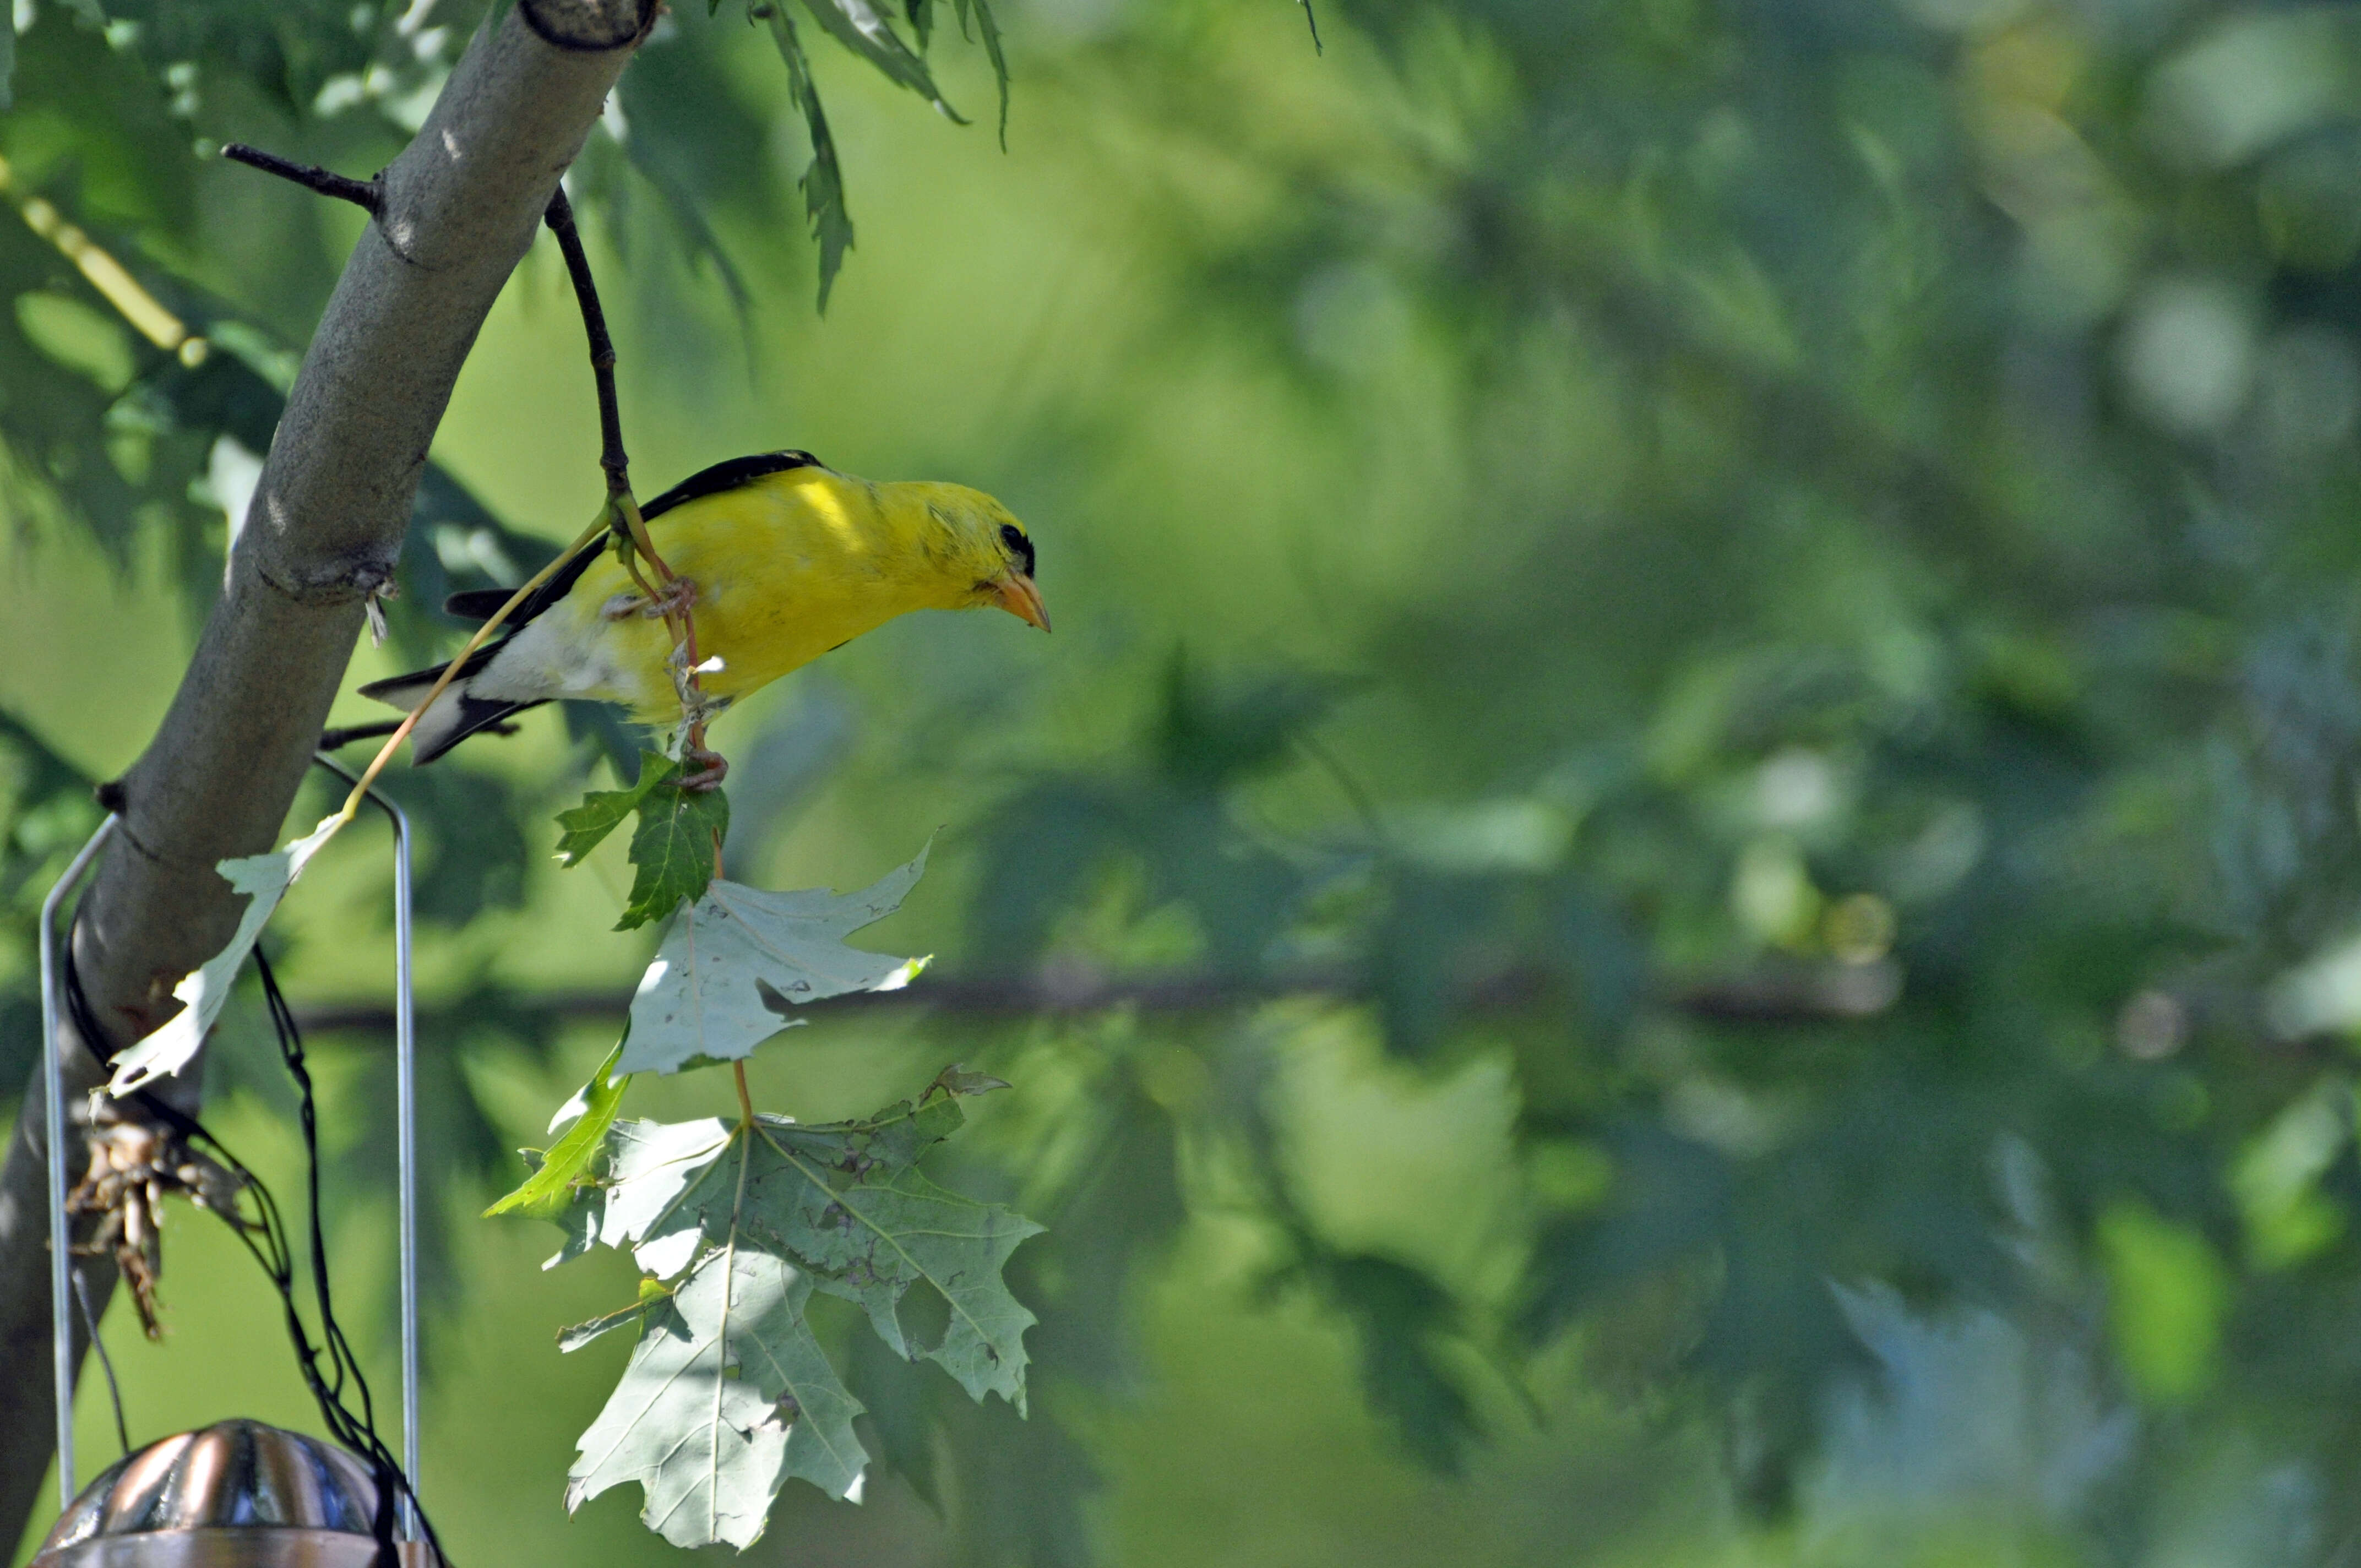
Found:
<box><xmin>215</xmin><ymin>143</ymin><xmax>619</xmax><ymax>820</ymax></box>
<box><xmin>219</xmin><ymin>145</ymin><xmax>382</xmax><ymax>215</ymax></box>
<box><xmin>542</xmin><ymin>187</ymin><xmax>627</xmax><ymax>496</ymax></box>
<box><xmin>213</xmin><ymin>143</ymin><xmax>614</xmax><ymax>815</ymax></box>
<box><xmin>0</xmin><ymin>152</ymin><xmax>204</xmax><ymax>358</ymax></box>
<box><xmin>541</xmin><ymin>188</ymin><xmax>714</xmax><ymax>775</ymax></box>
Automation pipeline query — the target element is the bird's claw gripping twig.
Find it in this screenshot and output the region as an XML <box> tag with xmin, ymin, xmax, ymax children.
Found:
<box><xmin>640</xmin><ymin>575</ymin><xmax>698</xmax><ymax>622</ymax></box>
<box><xmin>679</xmin><ymin>747</ymin><xmax>729</xmax><ymax>791</ymax></box>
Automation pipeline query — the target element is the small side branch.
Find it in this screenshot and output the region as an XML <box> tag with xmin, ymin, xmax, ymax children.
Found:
<box><xmin>218</xmin><ymin>145</ymin><xmax>382</xmax><ymax>216</ymax></box>
<box><xmin>543</xmin><ymin>187</ymin><xmax>628</xmax><ymax>497</ymax></box>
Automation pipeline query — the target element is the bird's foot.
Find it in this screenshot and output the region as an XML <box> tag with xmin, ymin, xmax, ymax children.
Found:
<box><xmin>640</xmin><ymin>575</ymin><xmax>699</xmax><ymax>620</ymax></box>
<box><xmin>679</xmin><ymin>746</ymin><xmax>729</xmax><ymax>791</ymax></box>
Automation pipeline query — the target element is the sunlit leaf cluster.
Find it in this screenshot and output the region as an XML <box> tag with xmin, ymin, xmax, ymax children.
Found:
<box><xmin>528</xmin><ymin>1068</ymin><xmax>1036</xmax><ymax>1547</ymax></box>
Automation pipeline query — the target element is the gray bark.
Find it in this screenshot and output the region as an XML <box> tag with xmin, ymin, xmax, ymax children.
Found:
<box><xmin>0</xmin><ymin>1</ymin><xmax>651</xmax><ymax>1551</ymax></box>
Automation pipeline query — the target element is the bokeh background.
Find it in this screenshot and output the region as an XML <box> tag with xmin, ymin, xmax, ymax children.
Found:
<box><xmin>8</xmin><ymin>0</ymin><xmax>2361</xmax><ymax>1561</ymax></box>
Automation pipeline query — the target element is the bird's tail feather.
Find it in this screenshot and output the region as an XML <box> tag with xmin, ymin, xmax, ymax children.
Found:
<box><xmin>357</xmin><ymin>655</ymin><xmax>543</xmax><ymax>765</ymax></box>
<box><xmin>409</xmin><ymin>690</ymin><xmax>544</xmax><ymax>764</ymax></box>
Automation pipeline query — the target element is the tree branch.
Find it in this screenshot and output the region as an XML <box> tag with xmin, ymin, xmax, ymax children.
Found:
<box><xmin>285</xmin><ymin>957</ymin><xmax>1907</xmax><ymax>1036</ymax></box>
<box><xmin>0</xmin><ymin>2</ymin><xmax>652</xmax><ymax>1549</ymax></box>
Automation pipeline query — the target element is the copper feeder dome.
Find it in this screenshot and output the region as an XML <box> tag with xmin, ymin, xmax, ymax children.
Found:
<box><xmin>32</xmin><ymin>1420</ymin><xmax>434</xmax><ymax>1567</ymax></box>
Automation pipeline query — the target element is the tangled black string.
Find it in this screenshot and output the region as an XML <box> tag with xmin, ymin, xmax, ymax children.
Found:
<box><xmin>63</xmin><ymin>943</ymin><xmax>449</xmax><ymax>1568</ymax></box>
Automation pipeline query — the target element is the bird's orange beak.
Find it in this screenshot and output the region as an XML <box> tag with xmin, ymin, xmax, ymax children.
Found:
<box><xmin>993</xmin><ymin>571</ymin><xmax>1051</xmax><ymax>632</ymax></box>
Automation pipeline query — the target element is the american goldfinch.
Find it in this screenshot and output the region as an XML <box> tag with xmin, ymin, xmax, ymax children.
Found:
<box><xmin>360</xmin><ymin>450</ymin><xmax>1048</xmax><ymax>764</ymax></box>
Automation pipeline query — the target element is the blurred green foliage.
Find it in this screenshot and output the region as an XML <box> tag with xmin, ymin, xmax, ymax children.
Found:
<box><xmin>11</xmin><ymin>0</ymin><xmax>2361</xmax><ymax>1562</ymax></box>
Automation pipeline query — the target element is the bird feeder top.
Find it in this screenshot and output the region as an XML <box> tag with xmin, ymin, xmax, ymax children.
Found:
<box><xmin>33</xmin><ymin>1419</ymin><xmax>425</xmax><ymax>1567</ymax></box>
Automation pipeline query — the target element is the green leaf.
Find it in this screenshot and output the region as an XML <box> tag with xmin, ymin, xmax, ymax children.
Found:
<box><xmin>544</xmin><ymin>1189</ymin><xmax>602</xmax><ymax>1273</ymax></box>
<box><xmin>1317</xmin><ymin>1254</ymin><xmax>1474</xmax><ymax>1473</ymax></box>
<box><xmin>107</xmin><ymin>812</ymin><xmax>347</xmax><ymax>1097</ymax></box>
<box><xmin>928</xmin><ymin>1063</ymin><xmax>1012</xmax><ymax>1098</ymax></box>
<box><xmin>799</xmin><ymin>0</ymin><xmax>964</xmax><ymax>122</ymax></box>
<box><xmin>761</xmin><ymin>1120</ymin><xmax>1041</xmax><ymax>1406</ymax></box>
<box><xmin>565</xmin><ymin>1248</ymin><xmax>868</xmax><ymax>1549</ymax></box>
<box><xmin>618</xmin><ymin>844</ymin><xmax>931</xmax><ymax>1076</ymax></box>
<box><xmin>618</xmin><ymin>778</ymin><xmax>730</xmax><ymax>931</ymax></box>
<box><xmin>766</xmin><ymin>8</ymin><xmax>856</xmax><ymax>310</ymax></box>
<box><xmin>2098</xmin><ymin>1200</ymin><xmax>2229</xmax><ymax>1405</ymax></box>
<box><xmin>951</xmin><ymin>0</ymin><xmax>1010</xmax><ymax>147</ymax></box>
<box><xmin>554</xmin><ymin>750</ymin><xmax>728</xmax><ymax>928</ymax></box>
<box><xmin>1</xmin><ymin>10</ymin><xmax>15</xmax><ymax>113</ymax></box>
<box><xmin>485</xmin><ymin>1039</ymin><xmax>629</xmax><ymax>1220</ymax></box>
<box><xmin>905</xmin><ymin>0</ymin><xmax>933</xmax><ymax>51</ymax></box>
<box><xmin>599</xmin><ymin>1115</ymin><xmax>734</xmax><ymax>1278</ymax></box>
<box><xmin>553</xmin><ymin>750</ymin><xmax>676</xmax><ymax>867</ymax></box>
<box><xmin>595</xmin><ymin>1095</ymin><xmax>1043</xmax><ymax>1407</ymax></box>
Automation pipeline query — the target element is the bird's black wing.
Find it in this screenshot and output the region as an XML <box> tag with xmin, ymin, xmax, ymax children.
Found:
<box><xmin>440</xmin><ymin>450</ymin><xmax>825</xmax><ymax>624</ymax></box>
<box><xmin>443</xmin><ymin>543</ymin><xmax>603</xmax><ymax>624</ymax></box>
<box><xmin>641</xmin><ymin>449</ymin><xmax>823</xmax><ymax>521</ymax></box>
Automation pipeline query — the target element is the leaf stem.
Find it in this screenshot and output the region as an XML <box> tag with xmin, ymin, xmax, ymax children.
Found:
<box><xmin>732</xmin><ymin>1061</ymin><xmax>755</xmax><ymax>1129</ymax></box>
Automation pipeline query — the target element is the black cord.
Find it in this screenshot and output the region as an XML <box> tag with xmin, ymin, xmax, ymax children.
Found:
<box><xmin>61</xmin><ymin>944</ymin><xmax>449</xmax><ymax>1567</ymax></box>
<box><xmin>253</xmin><ymin>949</ymin><xmax>427</xmax><ymax>1568</ymax></box>
<box><xmin>69</xmin><ymin>1266</ymin><xmax>129</xmax><ymax>1456</ymax></box>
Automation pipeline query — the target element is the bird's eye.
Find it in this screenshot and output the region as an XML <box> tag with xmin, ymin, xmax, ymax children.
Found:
<box><xmin>999</xmin><ymin>523</ymin><xmax>1025</xmax><ymax>551</ymax></box>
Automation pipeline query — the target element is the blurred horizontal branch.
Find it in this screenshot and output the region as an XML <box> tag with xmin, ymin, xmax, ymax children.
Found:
<box><xmin>290</xmin><ymin>956</ymin><xmax>1903</xmax><ymax>1036</ymax></box>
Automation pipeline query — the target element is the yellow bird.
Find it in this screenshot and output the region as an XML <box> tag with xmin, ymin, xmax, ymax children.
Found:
<box><xmin>360</xmin><ymin>451</ymin><xmax>1048</xmax><ymax>765</ymax></box>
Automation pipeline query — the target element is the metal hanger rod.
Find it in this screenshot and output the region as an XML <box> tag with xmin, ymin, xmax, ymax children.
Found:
<box><xmin>41</xmin><ymin>814</ymin><xmax>118</xmax><ymax>1509</ymax></box>
<box><xmin>312</xmin><ymin>756</ymin><xmax>421</xmax><ymax>1536</ymax></box>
